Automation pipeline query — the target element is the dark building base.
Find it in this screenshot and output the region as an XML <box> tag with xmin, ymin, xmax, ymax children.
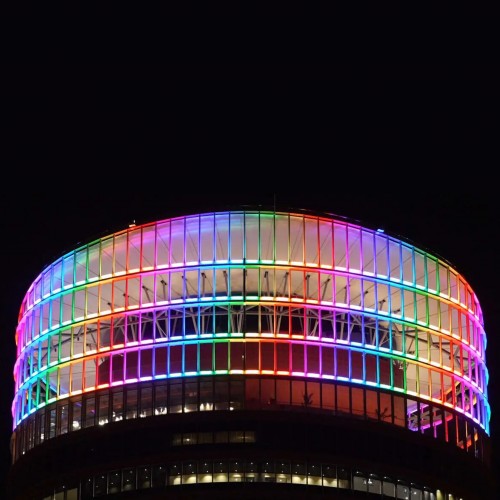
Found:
<box><xmin>6</xmin><ymin>410</ymin><xmax>494</xmax><ymax>499</ymax></box>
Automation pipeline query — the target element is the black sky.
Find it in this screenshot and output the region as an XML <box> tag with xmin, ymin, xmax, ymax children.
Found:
<box><xmin>1</xmin><ymin>64</ymin><xmax>498</xmax><ymax>493</ymax></box>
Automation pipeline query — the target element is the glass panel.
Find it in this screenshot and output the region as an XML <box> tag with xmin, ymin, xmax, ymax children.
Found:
<box><xmin>348</xmin><ymin>226</ymin><xmax>361</xmax><ymax>272</ymax></box>
<box><xmin>404</xmin><ymin>290</ymin><xmax>415</xmax><ymax>322</ymax></box>
<box><xmin>438</xmin><ymin>263</ymin><xmax>449</xmax><ymax>297</ymax></box>
<box><xmin>415</xmin><ymin>251</ymin><xmax>426</xmax><ymax>289</ymax></box>
<box><xmin>291</xmin><ymin>343</ymin><xmax>305</xmax><ymax>373</ymax></box>
<box><xmin>139</xmin><ymin>349</ymin><xmax>153</xmax><ymax>378</ymax></box>
<box><xmin>171</xmin><ymin>218</ymin><xmax>185</xmax><ymax>266</ymax></box>
<box><xmin>427</xmin><ymin>258</ymin><xmax>438</xmax><ymax>293</ymax></box>
<box><xmin>410</xmin><ymin>487</ymin><xmax>423</xmax><ymax>500</ymax></box>
<box><xmin>389</xmin><ymin>240</ymin><xmax>401</xmax><ymax>282</ymax></box>
<box><xmin>213</xmin><ymin>461</ymin><xmax>228</xmax><ymax>482</ymax></box>
<box><xmin>402</xmin><ymin>245</ymin><xmax>414</xmax><ymax>285</ymax></box>
<box><xmin>390</xmin><ymin>287</ymin><xmax>402</xmax><ymax>319</ymax></box>
<box><xmin>137</xmin><ymin>465</ymin><xmax>151</xmax><ymax>489</ymax></box>
<box><xmin>397</xmin><ymin>483</ymin><xmax>410</xmax><ymax>499</ymax></box>
<box><xmin>306</xmin><ymin>272</ymin><xmax>319</xmax><ymax>302</ymax></box>
<box><xmin>362</xmin><ymin>280</ymin><xmax>377</xmax><ymax>311</ymax></box>
<box><xmin>168</xmin><ymin>464</ymin><xmax>182</xmax><ymax>485</ymax></box>
<box><xmin>195</xmin><ymin>215</ymin><xmax>214</xmax><ymax>266</ymax></box>
<box><xmin>108</xmin><ymin>470</ymin><xmax>121</xmax><ymax>493</ymax></box>
<box><xmin>290</xmin><ymin>216</ymin><xmax>304</xmax><ymax>265</ymax></box>
<box><xmin>306</xmin><ymin>381</ymin><xmax>320</xmax><ymax>408</ymax></box>
<box><xmin>353</xmin><ymin>474</ymin><xmax>367</xmax><ymax>491</ymax></box>
<box><xmin>306</xmin><ymin>344</ymin><xmax>319</xmax><ymax>375</ymax></box>
<box><xmin>276</xmin><ymin>342</ymin><xmax>289</xmax><ymax>372</ymax></box>
<box><xmin>228</xmin><ymin>379</ymin><xmax>243</xmax><ymax>411</ymax></box>
<box><xmin>112</xmin><ymin>391</ymin><xmax>123</xmax><ymax>421</ymax></box>
<box><xmin>319</xmin><ymin>219</ymin><xmax>333</xmax><ymax>268</ymax></box>
<box><xmin>214</xmin><ymin>380</ymin><xmax>228</xmax><ymax>410</ymax></box>
<box><xmin>245</xmin><ymin>342</ymin><xmax>259</xmax><ymax>371</ymax></box>
<box><xmin>230</xmin><ymin>342</ymin><xmax>245</xmax><ymax>371</ymax></box>
<box><xmin>304</xmin><ymin>217</ymin><xmax>319</xmax><ymax>266</ymax></box>
<box><xmin>200</xmin><ymin>342</ymin><xmax>213</xmax><ymax>372</ymax></box>
<box><xmin>185</xmin><ymin>381</ymin><xmax>198</xmax><ymax>412</ymax></box>
<box><xmin>215</xmin><ymin>213</ymin><xmax>229</xmax><ymax>262</ymax></box>
<box><xmin>215</xmin><ymin>342</ymin><xmax>229</xmax><ymax>371</ymax></box>
<box><xmin>94</xmin><ymin>474</ymin><xmax>107</xmax><ymax>496</ymax></box>
<box><xmin>113</xmin><ymin>352</ymin><xmax>126</xmax><ymax>382</ymax></box>
<box><xmin>169</xmin><ymin>382</ymin><xmax>182</xmax><ymax>413</ymax></box>
<box><xmin>185</xmin><ymin>216</ymin><xmax>200</xmax><ymax>265</ymax></box>
<box><xmin>440</xmin><ymin>302</ymin><xmax>450</xmax><ymax>333</ymax></box>
<box><xmin>154</xmin><ymin>384</ymin><xmax>167</xmax><ymax>415</ymax></box>
<box><xmin>34</xmin><ymin>277</ymin><xmax>42</xmax><ymax>303</ymax></box>
<box><xmin>84</xmin><ymin>359</ymin><xmax>96</xmax><ymax>390</ymax></box>
<box><xmin>276</xmin><ymin>379</ymin><xmax>290</xmax><ymax>406</ymax></box>
<box><xmin>126</xmin><ymin>388</ymin><xmax>138</xmax><ymax>419</ymax></box>
<box><xmin>152</xmin><ymin>465</ymin><xmax>167</xmax><ymax>488</ymax></box>
<box><xmin>58</xmin><ymin>403</ymin><xmax>69</xmax><ymax>434</ymax></box>
<box><xmin>261</xmin><ymin>378</ymin><xmax>275</xmax><ymax>406</ymax></box>
<box><xmin>333</xmin><ymin>223</ymin><xmax>347</xmax><ymax>270</ymax></box>
<box><xmin>84</xmin><ymin>397</ymin><xmax>96</xmax><ymax>428</ymax></box>
<box><xmin>154</xmin><ymin>346</ymin><xmax>168</xmax><ymax>376</ymax></box>
<box><xmin>52</xmin><ymin>259</ymin><xmax>63</xmax><ymax>293</ymax></box>
<box><xmin>184</xmin><ymin>344</ymin><xmax>197</xmax><ymax>373</ymax></box>
<box><xmin>98</xmin><ymin>393</ymin><xmax>109</xmax><ymax>425</ymax></box>
<box><xmin>260</xmin><ymin>214</ymin><xmax>275</xmax><ymax>262</ymax></box>
<box><xmin>335</xmin><ymin>275</ymin><xmax>348</xmax><ymax>306</ymax></box>
<box><xmin>291</xmin><ymin>462</ymin><xmax>307</xmax><ymax>484</ymax></box>
<box><xmin>72</xmin><ymin>399</ymin><xmax>82</xmax><ymax>431</ymax></box>
<box><xmin>99</xmin><ymin>237</ymin><xmax>113</xmax><ymax>278</ymax></box>
<box><xmin>351</xmin><ymin>387</ymin><xmax>364</xmax><ymax>416</ymax></box>
<box><xmin>170</xmin><ymin>345</ymin><xmax>182</xmax><ymax>375</ymax></box>
<box><xmin>275</xmin><ymin>214</ymin><xmax>290</xmax><ymax>263</ymax></box>
<box><xmin>122</xmin><ymin>468</ymin><xmax>136</xmax><ymax>491</ymax></box>
<box><xmin>337</xmin><ymin>348</ymin><xmax>349</xmax><ymax>378</ymax></box>
<box><xmin>245</xmin><ymin>378</ymin><xmax>260</xmax><ymax>408</ymax></box>
<box><xmin>375</xmin><ymin>234</ymin><xmax>388</xmax><ymax>278</ymax></box>
<box><xmin>75</xmin><ymin>248</ymin><xmax>87</xmax><ymax>284</ymax></box>
<box><xmin>383</xmin><ymin>480</ymin><xmax>396</xmax><ymax>497</ymax></box>
<box><xmin>127</xmin><ymin>277</ymin><xmax>140</xmax><ymax>310</ymax></box>
<box><xmin>140</xmin><ymin>386</ymin><xmax>153</xmax><ymax>417</ymax></box>
<box><xmin>245</xmin><ymin>213</ymin><xmax>259</xmax><ymax>262</ymax></box>
<box><xmin>261</xmin><ymin>342</ymin><xmax>274</xmax><ymax>372</ymax></box>
<box><xmin>141</xmin><ymin>225</ymin><xmax>156</xmax><ymax>271</ymax></box>
<box><xmin>113</xmin><ymin>233</ymin><xmax>127</xmax><ymax>276</ymax></box>
<box><xmin>66</xmin><ymin>487</ymin><xmax>78</xmax><ymax>500</ymax></box>
<box><xmin>362</xmin><ymin>230</ymin><xmax>375</xmax><ymax>275</ymax></box>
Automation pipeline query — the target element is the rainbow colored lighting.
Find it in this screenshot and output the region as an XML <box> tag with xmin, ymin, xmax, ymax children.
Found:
<box><xmin>12</xmin><ymin>210</ymin><xmax>490</xmax><ymax>438</ymax></box>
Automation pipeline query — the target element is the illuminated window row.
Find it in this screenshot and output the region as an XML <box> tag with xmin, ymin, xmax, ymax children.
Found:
<box><xmin>78</xmin><ymin>461</ymin><xmax>451</xmax><ymax>499</ymax></box>
<box><xmin>17</xmin><ymin>266</ymin><xmax>485</xmax><ymax>358</ymax></box>
<box><xmin>39</xmin><ymin>460</ymin><xmax>463</xmax><ymax>499</ymax></box>
<box><xmin>13</xmin><ymin>377</ymin><xmax>487</xmax><ymax>463</ymax></box>
<box><xmin>21</xmin><ymin>212</ymin><xmax>480</xmax><ymax>319</ymax></box>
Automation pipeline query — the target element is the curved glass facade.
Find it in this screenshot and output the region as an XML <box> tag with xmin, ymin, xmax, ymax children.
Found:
<box><xmin>12</xmin><ymin>210</ymin><xmax>490</xmax><ymax>462</ymax></box>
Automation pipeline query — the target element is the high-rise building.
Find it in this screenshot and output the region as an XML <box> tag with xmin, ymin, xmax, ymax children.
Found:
<box><xmin>7</xmin><ymin>209</ymin><xmax>493</xmax><ymax>499</ymax></box>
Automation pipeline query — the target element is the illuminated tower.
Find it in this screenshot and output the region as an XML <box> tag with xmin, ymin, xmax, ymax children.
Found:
<box><xmin>7</xmin><ymin>209</ymin><xmax>493</xmax><ymax>499</ymax></box>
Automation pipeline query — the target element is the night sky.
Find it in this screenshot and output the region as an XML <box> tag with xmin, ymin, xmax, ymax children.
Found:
<box><xmin>1</xmin><ymin>65</ymin><xmax>498</xmax><ymax>494</ymax></box>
